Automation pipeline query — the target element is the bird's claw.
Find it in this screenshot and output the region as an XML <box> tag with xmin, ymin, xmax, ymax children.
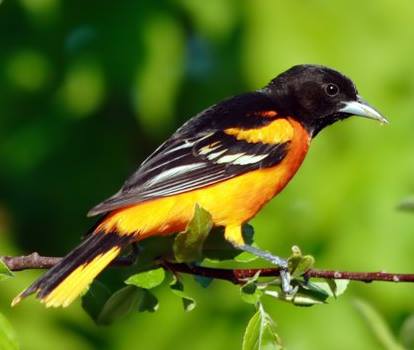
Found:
<box><xmin>237</xmin><ymin>245</ymin><xmax>296</xmax><ymax>295</ymax></box>
<box><xmin>279</xmin><ymin>268</ymin><xmax>296</xmax><ymax>295</ymax></box>
<box><xmin>269</xmin><ymin>257</ymin><xmax>296</xmax><ymax>295</ymax></box>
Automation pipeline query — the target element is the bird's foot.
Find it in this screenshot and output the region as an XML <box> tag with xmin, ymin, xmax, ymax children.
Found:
<box><xmin>238</xmin><ymin>244</ymin><xmax>295</xmax><ymax>295</ymax></box>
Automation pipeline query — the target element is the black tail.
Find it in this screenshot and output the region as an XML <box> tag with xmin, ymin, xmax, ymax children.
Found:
<box><xmin>13</xmin><ymin>232</ymin><xmax>134</xmax><ymax>308</ymax></box>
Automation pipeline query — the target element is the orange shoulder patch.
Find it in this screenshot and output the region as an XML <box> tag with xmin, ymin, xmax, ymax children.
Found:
<box><xmin>224</xmin><ymin>118</ymin><xmax>294</xmax><ymax>144</ymax></box>
<box><xmin>248</xmin><ymin>110</ymin><xmax>278</xmax><ymax>118</ymax></box>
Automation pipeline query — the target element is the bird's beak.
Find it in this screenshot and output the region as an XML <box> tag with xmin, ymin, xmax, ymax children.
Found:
<box><xmin>339</xmin><ymin>95</ymin><xmax>389</xmax><ymax>124</ymax></box>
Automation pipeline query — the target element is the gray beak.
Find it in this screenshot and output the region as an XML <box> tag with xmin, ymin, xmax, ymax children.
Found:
<box><xmin>339</xmin><ymin>95</ymin><xmax>388</xmax><ymax>124</ymax></box>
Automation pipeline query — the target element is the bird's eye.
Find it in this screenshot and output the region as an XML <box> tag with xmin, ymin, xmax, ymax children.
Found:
<box><xmin>325</xmin><ymin>83</ymin><xmax>339</xmax><ymax>97</ymax></box>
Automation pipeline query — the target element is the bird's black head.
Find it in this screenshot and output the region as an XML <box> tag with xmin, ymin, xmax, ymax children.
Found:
<box><xmin>265</xmin><ymin>64</ymin><xmax>387</xmax><ymax>136</ymax></box>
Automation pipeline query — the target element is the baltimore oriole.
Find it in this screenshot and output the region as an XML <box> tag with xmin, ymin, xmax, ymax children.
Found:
<box><xmin>13</xmin><ymin>64</ymin><xmax>387</xmax><ymax>307</ymax></box>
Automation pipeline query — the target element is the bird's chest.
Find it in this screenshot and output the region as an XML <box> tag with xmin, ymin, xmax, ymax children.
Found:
<box><xmin>194</xmin><ymin>123</ymin><xmax>311</xmax><ymax>224</ymax></box>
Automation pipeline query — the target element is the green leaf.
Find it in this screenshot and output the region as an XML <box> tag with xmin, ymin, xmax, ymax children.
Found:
<box><xmin>169</xmin><ymin>277</ymin><xmax>196</xmax><ymax>312</ymax></box>
<box><xmin>291</xmin><ymin>282</ymin><xmax>329</xmax><ymax>306</ymax></box>
<box><xmin>202</xmin><ymin>227</ymin><xmax>239</xmax><ymax>261</ymax></box>
<box><xmin>194</xmin><ymin>275</ymin><xmax>213</xmax><ymax>288</ymax></box>
<box><xmin>234</xmin><ymin>251</ymin><xmax>259</xmax><ymax>263</ymax></box>
<box><xmin>125</xmin><ymin>267</ymin><xmax>165</xmax><ymax>289</ymax></box>
<box><xmin>240</xmin><ymin>282</ymin><xmax>263</xmax><ymax>305</ymax></box>
<box><xmin>287</xmin><ymin>245</ymin><xmax>314</xmax><ymax>278</ymax></box>
<box><xmin>173</xmin><ymin>204</ymin><xmax>213</xmax><ymax>263</ymax></box>
<box><xmin>335</xmin><ymin>280</ymin><xmax>350</xmax><ymax>297</ymax></box>
<box><xmin>264</xmin><ymin>278</ymin><xmax>349</xmax><ymax>307</ymax></box>
<box><xmin>81</xmin><ymin>281</ymin><xmax>112</xmax><ymax>322</ymax></box>
<box><xmin>324</xmin><ymin>278</ymin><xmax>339</xmax><ymax>298</ymax></box>
<box><xmin>354</xmin><ymin>298</ymin><xmax>405</xmax><ymax>350</ymax></box>
<box><xmin>88</xmin><ymin>285</ymin><xmax>160</xmax><ymax>324</ymax></box>
<box><xmin>136</xmin><ymin>236</ymin><xmax>175</xmax><ymax>267</ymax></box>
<box><xmin>264</xmin><ymin>280</ymin><xmax>330</xmax><ymax>307</ymax></box>
<box><xmin>399</xmin><ymin>314</ymin><xmax>414</xmax><ymax>349</ymax></box>
<box><xmin>240</xmin><ymin>272</ymin><xmax>263</xmax><ymax>305</ymax></box>
<box><xmin>398</xmin><ymin>196</ymin><xmax>414</xmax><ymax>212</ymax></box>
<box><xmin>138</xmin><ymin>290</ymin><xmax>159</xmax><ymax>313</ymax></box>
<box><xmin>243</xmin><ymin>310</ymin><xmax>262</xmax><ymax>350</ymax></box>
<box><xmin>0</xmin><ymin>313</ymin><xmax>19</xmax><ymax>350</ymax></box>
<box><xmin>242</xmin><ymin>304</ymin><xmax>282</xmax><ymax>350</ymax></box>
<box><xmin>317</xmin><ymin>279</ymin><xmax>350</xmax><ymax>298</ymax></box>
<box><xmin>0</xmin><ymin>259</ymin><xmax>14</xmax><ymax>282</ymax></box>
<box><xmin>96</xmin><ymin>286</ymin><xmax>142</xmax><ymax>325</ymax></box>
<box><xmin>203</xmin><ymin>224</ymin><xmax>256</xmax><ymax>262</ymax></box>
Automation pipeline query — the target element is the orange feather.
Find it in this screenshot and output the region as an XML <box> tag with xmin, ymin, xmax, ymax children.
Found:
<box><xmin>98</xmin><ymin>118</ymin><xmax>310</xmax><ymax>241</ymax></box>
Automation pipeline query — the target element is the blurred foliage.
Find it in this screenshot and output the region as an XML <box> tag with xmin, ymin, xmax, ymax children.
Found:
<box><xmin>1</xmin><ymin>0</ymin><xmax>414</xmax><ymax>349</ymax></box>
<box><xmin>0</xmin><ymin>312</ymin><xmax>18</xmax><ymax>350</ymax></box>
<box><xmin>354</xmin><ymin>298</ymin><xmax>405</xmax><ymax>350</ymax></box>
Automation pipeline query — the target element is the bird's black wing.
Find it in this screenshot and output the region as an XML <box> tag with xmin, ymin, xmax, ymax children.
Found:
<box><xmin>88</xmin><ymin>92</ymin><xmax>289</xmax><ymax>216</ymax></box>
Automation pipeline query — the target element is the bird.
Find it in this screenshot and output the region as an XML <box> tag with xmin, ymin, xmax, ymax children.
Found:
<box><xmin>12</xmin><ymin>64</ymin><xmax>388</xmax><ymax>308</ymax></box>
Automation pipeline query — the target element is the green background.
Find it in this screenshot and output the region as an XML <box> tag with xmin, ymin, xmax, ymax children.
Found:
<box><xmin>1</xmin><ymin>0</ymin><xmax>413</xmax><ymax>349</ymax></box>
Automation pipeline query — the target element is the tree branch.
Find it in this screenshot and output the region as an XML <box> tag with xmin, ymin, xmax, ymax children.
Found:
<box><xmin>2</xmin><ymin>253</ymin><xmax>414</xmax><ymax>284</ymax></box>
<box><xmin>1</xmin><ymin>253</ymin><xmax>133</xmax><ymax>271</ymax></box>
<box><xmin>161</xmin><ymin>262</ymin><xmax>414</xmax><ymax>284</ymax></box>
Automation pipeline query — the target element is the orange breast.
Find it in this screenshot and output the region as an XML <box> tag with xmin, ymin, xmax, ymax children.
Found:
<box><xmin>98</xmin><ymin>118</ymin><xmax>311</xmax><ymax>239</ymax></box>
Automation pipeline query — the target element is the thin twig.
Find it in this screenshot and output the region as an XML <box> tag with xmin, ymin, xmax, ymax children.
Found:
<box><xmin>161</xmin><ymin>262</ymin><xmax>414</xmax><ymax>284</ymax></box>
<box><xmin>2</xmin><ymin>253</ymin><xmax>414</xmax><ymax>284</ymax></box>
<box><xmin>1</xmin><ymin>253</ymin><xmax>134</xmax><ymax>271</ymax></box>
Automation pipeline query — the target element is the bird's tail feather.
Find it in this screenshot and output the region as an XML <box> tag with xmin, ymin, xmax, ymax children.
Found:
<box><xmin>12</xmin><ymin>232</ymin><xmax>134</xmax><ymax>308</ymax></box>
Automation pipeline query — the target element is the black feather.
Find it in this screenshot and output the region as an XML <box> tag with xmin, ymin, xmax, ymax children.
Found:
<box><xmin>20</xmin><ymin>233</ymin><xmax>134</xmax><ymax>300</ymax></box>
<box><xmin>87</xmin><ymin>91</ymin><xmax>289</xmax><ymax>217</ymax></box>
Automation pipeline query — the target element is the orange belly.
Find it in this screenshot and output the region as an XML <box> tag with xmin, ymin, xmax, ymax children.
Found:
<box><xmin>98</xmin><ymin>118</ymin><xmax>310</xmax><ymax>239</ymax></box>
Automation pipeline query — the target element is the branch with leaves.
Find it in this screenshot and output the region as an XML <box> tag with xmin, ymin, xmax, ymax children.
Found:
<box><xmin>2</xmin><ymin>252</ymin><xmax>414</xmax><ymax>284</ymax></box>
<box><xmin>2</xmin><ymin>249</ymin><xmax>412</xmax><ymax>349</ymax></box>
<box><xmin>2</xmin><ymin>202</ymin><xmax>414</xmax><ymax>349</ymax></box>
